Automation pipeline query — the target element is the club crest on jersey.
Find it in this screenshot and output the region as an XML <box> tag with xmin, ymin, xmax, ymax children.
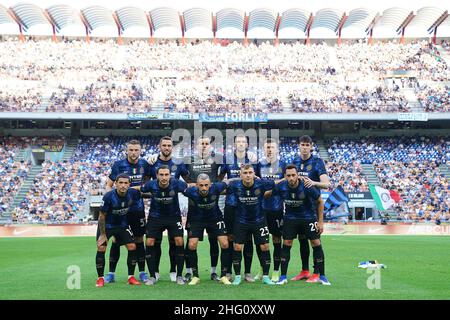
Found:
<box><xmin>299</xmin><ymin>192</ymin><xmax>305</xmax><ymax>199</ymax></box>
<box><xmin>254</xmin><ymin>189</ymin><xmax>261</xmax><ymax>195</ymax></box>
<box><xmin>307</xmin><ymin>165</ymin><xmax>312</xmax><ymax>171</ymax></box>
<box><xmin>140</xmin><ymin>168</ymin><xmax>144</xmax><ymax>174</ymax></box>
<box><xmin>171</xmin><ymin>165</ymin><xmax>177</xmax><ymax>172</ymax></box>
<box><xmin>169</xmin><ymin>190</ymin><xmax>175</xmax><ymax>197</ymax></box>
<box><xmin>211</xmin><ymin>195</ymin><xmax>217</xmax><ymax>201</ymax></box>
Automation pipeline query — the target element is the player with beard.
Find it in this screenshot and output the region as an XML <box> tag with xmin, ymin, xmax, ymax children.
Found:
<box><xmin>291</xmin><ymin>135</ymin><xmax>331</xmax><ymax>283</ymax></box>
<box><xmin>104</xmin><ymin>140</ymin><xmax>151</xmax><ymax>284</ymax></box>
<box><xmin>148</xmin><ymin>136</ymin><xmax>190</xmax><ymax>282</ymax></box>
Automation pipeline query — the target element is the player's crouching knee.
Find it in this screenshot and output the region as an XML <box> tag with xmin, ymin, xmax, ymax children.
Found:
<box><xmin>311</xmin><ymin>239</ymin><xmax>321</xmax><ymax>247</ymax></box>
<box><xmin>127</xmin><ymin>243</ymin><xmax>137</xmax><ymax>251</ymax></box>
<box><xmin>234</xmin><ymin>243</ymin><xmax>243</xmax><ymax>251</ymax></box>
<box><xmin>97</xmin><ymin>245</ymin><xmax>107</xmax><ymax>252</ymax></box>
<box><xmin>283</xmin><ymin>240</ymin><xmax>293</xmax><ymax>247</ymax></box>
<box><xmin>260</xmin><ymin>243</ymin><xmax>270</xmax><ymax>251</ymax></box>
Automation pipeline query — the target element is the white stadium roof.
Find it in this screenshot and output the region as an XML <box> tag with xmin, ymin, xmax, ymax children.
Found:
<box><xmin>0</xmin><ymin>0</ymin><xmax>448</xmax><ymax>39</ymax></box>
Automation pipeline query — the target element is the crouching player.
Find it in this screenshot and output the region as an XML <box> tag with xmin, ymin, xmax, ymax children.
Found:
<box><xmin>95</xmin><ymin>173</ymin><xmax>141</xmax><ymax>287</ymax></box>
<box><xmin>267</xmin><ymin>165</ymin><xmax>331</xmax><ymax>286</ymax></box>
<box><xmin>182</xmin><ymin>174</ymin><xmax>233</xmax><ymax>285</ymax></box>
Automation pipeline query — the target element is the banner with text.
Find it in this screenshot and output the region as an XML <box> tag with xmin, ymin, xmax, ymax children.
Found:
<box><xmin>199</xmin><ymin>113</ymin><xmax>268</xmax><ymax>122</ymax></box>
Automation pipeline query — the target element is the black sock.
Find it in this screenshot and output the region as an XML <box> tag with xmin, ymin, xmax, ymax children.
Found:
<box><xmin>226</xmin><ymin>241</ymin><xmax>234</xmax><ymax>273</ymax></box>
<box><xmin>209</xmin><ymin>236</ymin><xmax>219</xmax><ymax>271</ymax></box>
<box><xmin>188</xmin><ymin>248</ymin><xmax>199</xmax><ymax>277</ymax></box>
<box><xmin>281</xmin><ymin>244</ymin><xmax>292</xmax><ymax>276</ymax></box>
<box><xmin>109</xmin><ymin>242</ymin><xmax>120</xmax><ymax>273</ymax></box>
<box><xmin>185</xmin><ymin>239</ymin><xmax>191</xmax><ymax>270</ymax></box>
<box><xmin>145</xmin><ymin>245</ymin><xmax>156</xmax><ymax>277</ymax></box>
<box><xmin>300</xmin><ymin>238</ymin><xmax>310</xmax><ymax>271</ymax></box>
<box><xmin>154</xmin><ymin>240</ymin><xmax>161</xmax><ymax>273</ymax></box>
<box><xmin>232</xmin><ymin>249</ymin><xmax>242</xmax><ymax>276</ymax></box>
<box><xmin>220</xmin><ymin>245</ymin><xmax>231</xmax><ymax>277</ymax></box>
<box><xmin>256</xmin><ymin>244</ymin><xmax>263</xmax><ymax>268</ymax></box>
<box><xmin>96</xmin><ymin>251</ymin><xmax>105</xmax><ymax>277</ymax></box>
<box><xmin>260</xmin><ymin>250</ymin><xmax>271</xmax><ymax>276</ymax></box>
<box><xmin>127</xmin><ymin>249</ymin><xmax>137</xmax><ymax>276</ymax></box>
<box><xmin>135</xmin><ymin>242</ymin><xmax>146</xmax><ymax>273</ymax></box>
<box><xmin>243</xmin><ymin>238</ymin><xmax>253</xmax><ymax>274</ymax></box>
<box><xmin>313</xmin><ymin>245</ymin><xmax>325</xmax><ymax>276</ymax></box>
<box><xmin>175</xmin><ymin>245</ymin><xmax>184</xmax><ymax>277</ymax></box>
<box><xmin>169</xmin><ymin>240</ymin><xmax>177</xmax><ymax>273</ymax></box>
<box><xmin>273</xmin><ymin>242</ymin><xmax>282</xmax><ymax>272</ymax></box>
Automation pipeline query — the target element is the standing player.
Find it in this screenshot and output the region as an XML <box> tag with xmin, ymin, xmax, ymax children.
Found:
<box><xmin>226</xmin><ymin>164</ymin><xmax>276</xmax><ymax>285</ymax></box>
<box><xmin>141</xmin><ymin>165</ymin><xmax>188</xmax><ymax>285</ymax></box>
<box><xmin>183</xmin><ymin>136</ymin><xmax>224</xmax><ymax>282</ymax></box>
<box><xmin>255</xmin><ymin>138</ymin><xmax>286</xmax><ymax>282</ymax></box>
<box><xmin>219</xmin><ymin>134</ymin><xmax>258</xmax><ymax>282</ymax></box>
<box><xmin>104</xmin><ymin>140</ymin><xmax>151</xmax><ymax>284</ymax></box>
<box><xmin>182</xmin><ymin>174</ymin><xmax>233</xmax><ymax>285</ymax></box>
<box><xmin>148</xmin><ymin>136</ymin><xmax>190</xmax><ymax>282</ymax></box>
<box><xmin>95</xmin><ymin>174</ymin><xmax>141</xmax><ymax>287</ymax></box>
<box><xmin>291</xmin><ymin>135</ymin><xmax>331</xmax><ymax>283</ymax></box>
<box><xmin>268</xmin><ymin>165</ymin><xmax>330</xmax><ymax>285</ymax></box>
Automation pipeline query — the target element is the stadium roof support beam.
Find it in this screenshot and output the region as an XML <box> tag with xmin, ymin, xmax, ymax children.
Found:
<box><xmin>305</xmin><ymin>14</ymin><xmax>314</xmax><ymax>45</ymax></box>
<box><xmin>367</xmin><ymin>14</ymin><xmax>381</xmax><ymax>45</ymax></box>
<box><xmin>179</xmin><ymin>14</ymin><xmax>185</xmax><ymax>45</ymax></box>
<box><xmin>397</xmin><ymin>11</ymin><xmax>414</xmax><ymax>43</ymax></box>
<box><xmin>274</xmin><ymin>14</ymin><xmax>281</xmax><ymax>46</ymax></box>
<box><xmin>429</xmin><ymin>11</ymin><xmax>448</xmax><ymax>44</ymax></box>
<box><xmin>112</xmin><ymin>12</ymin><xmax>122</xmax><ymax>44</ymax></box>
<box><xmin>337</xmin><ymin>13</ymin><xmax>347</xmax><ymax>45</ymax></box>
<box><xmin>42</xmin><ymin>9</ymin><xmax>57</xmax><ymax>42</ymax></box>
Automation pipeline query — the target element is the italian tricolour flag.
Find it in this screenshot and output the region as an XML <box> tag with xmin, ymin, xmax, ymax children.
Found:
<box><xmin>369</xmin><ymin>185</ymin><xmax>402</xmax><ymax>211</ymax></box>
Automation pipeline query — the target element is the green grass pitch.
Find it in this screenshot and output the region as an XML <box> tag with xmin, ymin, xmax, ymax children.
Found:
<box><xmin>0</xmin><ymin>235</ymin><xmax>449</xmax><ymax>300</ymax></box>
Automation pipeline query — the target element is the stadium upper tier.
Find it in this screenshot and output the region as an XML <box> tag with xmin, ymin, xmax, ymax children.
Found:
<box><xmin>0</xmin><ymin>39</ymin><xmax>450</xmax><ymax>114</ymax></box>
<box><xmin>0</xmin><ymin>4</ymin><xmax>450</xmax><ymax>38</ymax></box>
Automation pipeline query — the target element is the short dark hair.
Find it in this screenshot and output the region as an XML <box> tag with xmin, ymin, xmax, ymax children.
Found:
<box><xmin>115</xmin><ymin>173</ymin><xmax>130</xmax><ymax>182</ymax></box>
<box><xmin>159</xmin><ymin>136</ymin><xmax>172</xmax><ymax>145</ymax></box>
<box><xmin>241</xmin><ymin>164</ymin><xmax>254</xmax><ymax>171</ymax></box>
<box><xmin>127</xmin><ymin>139</ymin><xmax>141</xmax><ymax>146</ymax></box>
<box><xmin>196</xmin><ymin>135</ymin><xmax>210</xmax><ymax>143</ymax></box>
<box><xmin>264</xmin><ymin>138</ymin><xmax>278</xmax><ymax>145</ymax></box>
<box><xmin>234</xmin><ymin>134</ymin><xmax>248</xmax><ymax>144</ymax></box>
<box><xmin>285</xmin><ymin>164</ymin><xmax>298</xmax><ymax>172</ymax></box>
<box><xmin>299</xmin><ymin>135</ymin><xmax>313</xmax><ymax>144</ymax></box>
<box><xmin>156</xmin><ymin>165</ymin><xmax>170</xmax><ymax>174</ymax></box>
